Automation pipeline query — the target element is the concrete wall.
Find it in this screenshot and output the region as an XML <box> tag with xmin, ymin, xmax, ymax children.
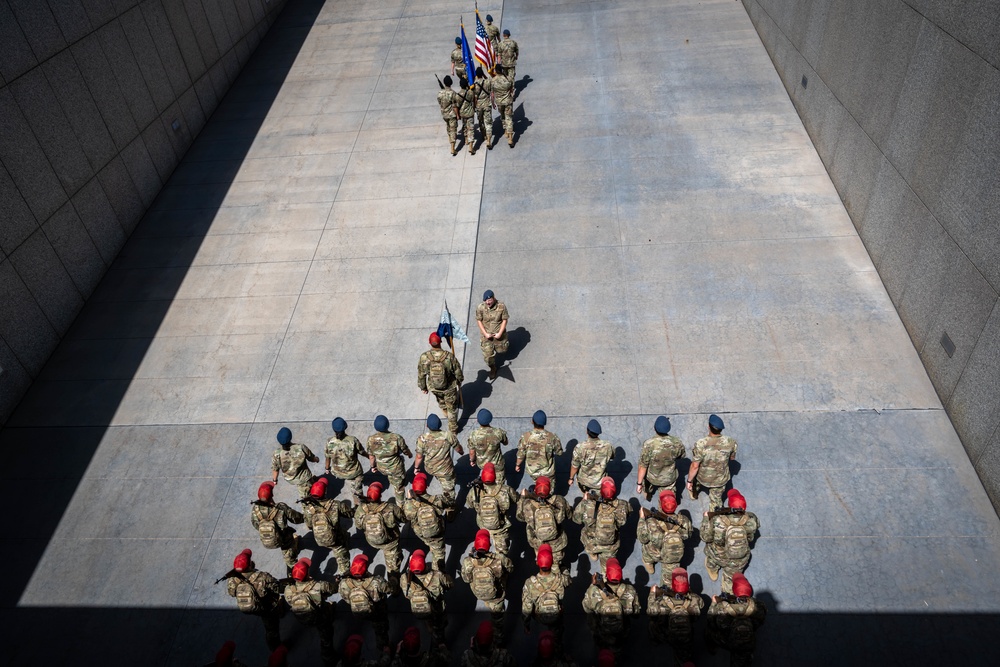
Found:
<box><xmin>741</xmin><ymin>0</ymin><xmax>1000</xmax><ymax>508</ymax></box>
<box><xmin>0</xmin><ymin>0</ymin><xmax>287</xmax><ymax>423</ymax></box>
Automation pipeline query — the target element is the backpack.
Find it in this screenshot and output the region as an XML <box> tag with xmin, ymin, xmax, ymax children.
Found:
<box><xmin>408</xmin><ymin>575</ymin><xmax>433</xmax><ymax>616</ymax></box>
<box><xmin>662</xmin><ymin>527</ymin><xmax>685</xmax><ymax>562</ymax></box>
<box><xmin>593</xmin><ymin>502</ymin><xmax>619</xmax><ymax>545</ymax></box>
<box><xmin>287</xmin><ymin>581</ymin><xmax>319</xmax><ymax>615</ymax></box>
<box><xmin>533</xmin><ymin>500</ymin><xmax>559</xmax><ymax>542</ymax></box>
<box><xmin>363</xmin><ymin>505</ymin><xmax>389</xmax><ymax>544</ymax></box>
<box><xmin>478</xmin><ymin>488</ymin><xmax>503</xmax><ymax>530</ymax></box>
<box><xmin>426</xmin><ymin>351</ymin><xmax>450</xmax><ymax>391</ymax></box>
<box><xmin>667</xmin><ymin>602</ymin><xmax>694</xmax><ymax>642</ymax></box>
<box><xmin>311</xmin><ymin>508</ymin><xmax>336</xmax><ymax>547</ymax></box>
<box><xmin>723</xmin><ymin>516</ymin><xmax>750</xmax><ymax>560</ymax></box>
<box><xmin>257</xmin><ymin>506</ymin><xmax>281</xmax><ymax>549</ymax></box>
<box><xmin>729</xmin><ymin>614</ymin><xmax>756</xmax><ymax>651</ymax></box>
<box><xmin>470</xmin><ymin>560</ymin><xmax>499</xmax><ymax>600</ymax></box>
<box><xmin>348</xmin><ymin>580</ymin><xmax>373</xmax><ymax>614</ymax></box>
<box><xmin>596</xmin><ymin>589</ymin><xmax>624</xmax><ymax>633</ymax></box>
<box><xmin>234</xmin><ymin>575</ymin><xmax>262</xmax><ymax>613</ymax></box>
<box><xmin>415</xmin><ymin>499</ymin><xmax>441</xmax><ymax>535</ymax></box>
<box><xmin>535</xmin><ymin>576</ymin><xmax>562</xmax><ymax>616</ymax></box>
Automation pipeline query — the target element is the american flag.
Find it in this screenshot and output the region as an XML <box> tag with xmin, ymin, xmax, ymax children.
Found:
<box><xmin>474</xmin><ymin>11</ymin><xmax>495</xmax><ymax>74</ymax></box>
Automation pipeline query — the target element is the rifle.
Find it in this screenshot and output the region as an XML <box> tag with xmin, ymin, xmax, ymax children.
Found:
<box><xmin>299</xmin><ymin>496</ymin><xmax>320</xmax><ymax>507</ymax></box>
<box><xmin>707</xmin><ymin>508</ymin><xmax>743</xmax><ymax>519</ymax></box>
<box><xmin>215</xmin><ymin>568</ymin><xmax>241</xmax><ymax>585</ymax></box>
<box><xmin>592</xmin><ymin>573</ymin><xmax>614</xmax><ymax>597</ymax></box>
<box><xmin>648</xmin><ymin>509</ymin><xmax>682</xmax><ymax>526</ymax></box>
<box><xmin>435</xmin><ymin>74</ymin><xmax>444</xmax><ymax>89</ymax></box>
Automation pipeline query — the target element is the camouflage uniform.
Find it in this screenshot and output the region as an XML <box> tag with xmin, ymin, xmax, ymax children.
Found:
<box><xmin>467</xmin><ymin>424</ymin><xmax>509</xmax><ymax>484</ymax></box>
<box><xmin>251</xmin><ymin>500</ymin><xmax>303</xmax><ymax>569</ymax></box>
<box><xmin>473</xmin><ymin>77</ymin><xmax>494</xmax><ymax>147</ymax></box>
<box><xmin>367</xmin><ymin>430</ymin><xmax>412</xmax><ymax>499</ymax></box>
<box><xmin>516</xmin><ymin>491</ymin><xmax>571</xmax><ymax>567</ymax></box>
<box><xmin>706</xmin><ymin>594</ymin><xmax>766</xmax><ymax>667</ymax></box>
<box><xmin>581</xmin><ymin>579</ymin><xmax>640</xmax><ymax>659</ymax></box>
<box><xmin>466</xmin><ymin>481</ymin><xmax>518</xmax><ymax>555</ymax></box>
<box><xmin>476</xmin><ymin>299</ymin><xmax>509</xmax><ymax>368</ymax></box>
<box><xmin>460</xmin><ymin>550</ymin><xmax>514</xmax><ymax>643</ymax></box>
<box><xmin>325</xmin><ymin>433</ymin><xmax>367</xmax><ymax>498</ymax></box>
<box><xmin>437</xmin><ymin>85</ymin><xmax>459</xmax><ymax>154</ymax></box>
<box><xmin>690</xmin><ymin>434</ymin><xmax>738</xmax><ymax>511</ymax></box>
<box><xmin>570</xmin><ymin>436</ymin><xmax>615</xmax><ymax>491</ymax></box>
<box><xmin>522</xmin><ymin>569</ymin><xmax>571</xmax><ymax>644</ymax></box>
<box><xmin>354</xmin><ymin>498</ymin><xmax>408</xmax><ymax>586</ymax></box>
<box><xmin>637</xmin><ymin>509</ymin><xmax>692</xmax><ymax>586</ymax></box>
<box><xmin>516</xmin><ymin>427</ymin><xmax>563</xmax><ymax>480</ymax></box>
<box><xmin>272</xmin><ymin>443</ymin><xmax>318</xmax><ymax>499</ymax></box>
<box><xmin>302</xmin><ymin>496</ymin><xmax>355</xmax><ymax>574</ymax></box>
<box><xmin>701</xmin><ymin>510</ymin><xmax>759</xmax><ymax>594</ymax></box>
<box><xmin>226</xmin><ymin>568</ymin><xmax>282</xmax><ymax>650</ymax></box>
<box><xmin>339</xmin><ymin>573</ymin><xmax>392</xmax><ymax>652</ymax></box>
<box><xmin>461</xmin><ymin>647</ymin><xmax>515</xmax><ymax>667</ymax></box>
<box><xmin>416</xmin><ymin>429</ymin><xmax>462</xmax><ymax>503</ymax></box>
<box><xmin>401</xmin><ymin>569</ymin><xmax>453</xmax><ymax>644</ymax></box>
<box><xmin>647</xmin><ymin>588</ymin><xmax>704</xmax><ymax>665</ymax></box>
<box><xmin>402</xmin><ymin>493</ymin><xmax>449</xmax><ymax>567</ymax></box>
<box><xmin>497</xmin><ymin>37</ymin><xmax>519</xmax><ymax>85</ymax></box>
<box><xmin>485</xmin><ymin>22</ymin><xmax>500</xmax><ymax>52</ymax></box>
<box><xmin>637</xmin><ymin>434</ymin><xmax>686</xmax><ymax>500</ymax></box>
<box><xmin>417</xmin><ymin>347</ymin><xmax>464</xmax><ymax>434</ymax></box>
<box><xmin>456</xmin><ymin>85</ymin><xmax>477</xmax><ymax>154</ymax></box>
<box><xmin>572</xmin><ymin>495</ymin><xmax>631</xmax><ymax>567</ymax></box>
<box><xmin>284</xmin><ymin>578</ymin><xmax>337</xmax><ymax>665</ymax></box>
<box><xmin>491</xmin><ymin>71</ymin><xmax>515</xmax><ymax>145</ymax></box>
<box><xmin>451</xmin><ymin>46</ymin><xmax>468</xmax><ymax>84</ymax></box>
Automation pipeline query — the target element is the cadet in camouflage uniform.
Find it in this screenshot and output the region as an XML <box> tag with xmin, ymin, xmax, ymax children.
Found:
<box><xmin>521</xmin><ymin>544</ymin><xmax>571</xmax><ymax>646</ymax></box>
<box><xmin>400</xmin><ymin>549</ymin><xmax>453</xmax><ymax>645</ymax></box>
<box><xmin>418</xmin><ymin>333</ymin><xmax>465</xmax><ymax>435</ymax></box>
<box><xmin>339</xmin><ymin>554</ymin><xmax>392</xmax><ymax>653</ymax></box>
<box><xmin>572</xmin><ymin>477</ymin><xmax>631</xmax><ymax>567</ymax></box>
<box><xmin>456</xmin><ymin>80</ymin><xmax>477</xmax><ymax>155</ymax></box>
<box><xmin>460</xmin><ymin>530</ymin><xmax>514</xmax><ymax>644</ymax></box>
<box><xmin>393</xmin><ymin>626</ymin><xmax>450</xmax><ymax>667</ymax></box>
<box><xmin>367</xmin><ymin>415</ymin><xmax>413</xmax><ymax>500</ymax></box>
<box><xmin>636</xmin><ymin>416</ymin><xmax>686</xmax><ymax>501</ymax></box>
<box><xmin>687</xmin><ymin>413</ymin><xmax>738</xmax><ymax>511</ymax></box>
<box><xmin>302</xmin><ymin>478</ymin><xmax>355</xmax><ymax>574</ymax></box>
<box><xmin>224</xmin><ymin>548</ymin><xmax>282</xmax><ymax>650</ymax></box>
<box><xmin>497</xmin><ymin>30</ymin><xmax>518</xmax><ymax>86</ymax></box>
<box><xmin>706</xmin><ymin>573</ymin><xmax>766</xmax><ymax>667</ymax></box>
<box><xmin>251</xmin><ymin>481</ymin><xmax>303</xmax><ymax>572</ymax></box>
<box><xmin>467</xmin><ymin>408</ymin><xmax>509</xmax><ymax>483</ymax></box>
<box><xmin>568</xmin><ymin>419</ymin><xmax>615</xmax><ymax>493</ymax></box>
<box><xmin>354</xmin><ymin>482</ymin><xmax>408</xmax><ymax>592</ymax></box>
<box><xmin>516</xmin><ymin>410</ymin><xmax>563</xmax><ymax>481</ymax></box>
<box><xmin>437</xmin><ymin>75</ymin><xmax>460</xmax><ymax>156</ymax></box>
<box><xmin>402</xmin><ymin>473</ymin><xmax>449</xmax><ymax>569</ymax></box>
<box><xmin>491</xmin><ymin>65</ymin><xmax>515</xmax><ymax>147</ymax></box>
<box><xmin>284</xmin><ymin>558</ymin><xmax>337</xmax><ymax>666</ymax></box>
<box><xmin>466</xmin><ymin>462</ymin><xmax>518</xmax><ymax>556</ymax></box>
<box><xmin>451</xmin><ymin>37</ymin><xmax>467</xmax><ymax>85</ymax></box>
<box><xmin>516</xmin><ymin>475</ymin><xmax>571</xmax><ymax>568</ymax></box>
<box><xmin>271</xmin><ymin>426</ymin><xmax>319</xmax><ymax>500</ymax></box>
<box><xmin>462</xmin><ymin>620</ymin><xmax>515</xmax><ymax>667</ymax></box>
<box><xmin>473</xmin><ymin>68</ymin><xmax>494</xmax><ymax>150</ymax></box>
<box><xmin>532</xmin><ymin>631</ymin><xmax>578</xmax><ymax>667</ymax></box>
<box><xmin>339</xmin><ymin>633</ymin><xmax>392</xmax><ymax>667</ymax></box>
<box><xmin>325</xmin><ymin>417</ymin><xmax>367</xmax><ymax>498</ymax></box>
<box><xmin>648</xmin><ymin>568</ymin><xmax>704</xmax><ymax>666</ymax></box>
<box><xmin>701</xmin><ymin>489</ymin><xmax>759</xmax><ymax>594</ymax></box>
<box><xmin>415</xmin><ymin>413</ymin><xmax>465</xmax><ymax>504</ymax></box>
<box><xmin>581</xmin><ymin>558</ymin><xmax>641</xmax><ymax>661</ymax></box>
<box><xmin>637</xmin><ymin>490</ymin><xmax>692</xmax><ymax>586</ymax></box>
<box><xmin>476</xmin><ymin>290</ymin><xmax>509</xmax><ymax>379</ymax></box>
<box><xmin>485</xmin><ymin>15</ymin><xmax>500</xmax><ymax>52</ymax></box>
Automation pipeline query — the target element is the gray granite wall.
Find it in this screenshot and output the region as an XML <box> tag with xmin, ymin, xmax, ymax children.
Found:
<box><xmin>0</xmin><ymin>0</ymin><xmax>286</xmax><ymax>423</ymax></box>
<box><xmin>741</xmin><ymin>0</ymin><xmax>1000</xmax><ymax>509</ymax></box>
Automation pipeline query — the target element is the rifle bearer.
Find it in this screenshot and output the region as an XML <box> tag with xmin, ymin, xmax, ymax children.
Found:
<box><xmin>219</xmin><ymin>548</ymin><xmax>283</xmax><ymax>650</ymax></box>
<box><xmin>571</xmin><ymin>476</ymin><xmax>631</xmax><ymax>568</ymax></box>
<box><xmin>581</xmin><ymin>558</ymin><xmax>640</xmax><ymax>661</ymax></box>
<box><xmin>637</xmin><ymin>489</ymin><xmax>692</xmax><ymax>586</ymax></box>
<box><xmin>700</xmin><ymin>489</ymin><xmax>760</xmax><ymax>594</ymax></box>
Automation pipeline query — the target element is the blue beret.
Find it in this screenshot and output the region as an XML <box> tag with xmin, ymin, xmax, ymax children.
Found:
<box><xmin>374</xmin><ymin>415</ymin><xmax>389</xmax><ymax>432</ymax></box>
<box><xmin>709</xmin><ymin>414</ymin><xmax>725</xmax><ymax>430</ymax></box>
<box><xmin>332</xmin><ymin>417</ymin><xmax>347</xmax><ymax>432</ymax></box>
<box><xmin>532</xmin><ymin>410</ymin><xmax>547</xmax><ymax>427</ymax></box>
<box><xmin>587</xmin><ymin>419</ymin><xmax>602</xmax><ymax>435</ymax></box>
<box><xmin>503</xmin><ymin>29</ymin><xmax>510</xmax><ymax>35</ymax></box>
<box><xmin>483</xmin><ymin>289</ymin><xmax>494</xmax><ymax>301</ymax></box>
<box><xmin>654</xmin><ymin>416</ymin><xmax>671</xmax><ymax>435</ymax></box>
<box><xmin>276</xmin><ymin>427</ymin><xmax>292</xmax><ymax>445</ymax></box>
<box><xmin>427</xmin><ymin>413</ymin><xmax>442</xmax><ymax>430</ymax></box>
<box><xmin>455</xmin><ymin>37</ymin><xmax>462</xmax><ymax>44</ymax></box>
<box><xmin>478</xmin><ymin>409</ymin><xmax>493</xmax><ymax>426</ymax></box>
<box><xmin>486</xmin><ymin>14</ymin><xmax>493</xmax><ymax>21</ymax></box>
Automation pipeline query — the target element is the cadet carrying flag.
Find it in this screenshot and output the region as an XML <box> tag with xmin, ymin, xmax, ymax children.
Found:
<box><xmin>474</xmin><ymin>9</ymin><xmax>496</xmax><ymax>74</ymax></box>
<box><xmin>438</xmin><ymin>301</ymin><xmax>471</xmax><ymax>347</ymax></box>
<box><xmin>460</xmin><ymin>21</ymin><xmax>476</xmax><ymax>85</ymax></box>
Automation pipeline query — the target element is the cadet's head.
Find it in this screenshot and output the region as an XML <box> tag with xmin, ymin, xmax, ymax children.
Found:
<box><xmin>257</xmin><ymin>481</ymin><xmax>275</xmax><ymax>502</ymax></box>
<box><xmin>586</xmin><ymin>418</ymin><xmax>602</xmax><ymax>437</ymax></box>
<box><xmin>605</xmin><ymin>558</ymin><xmax>623</xmax><ymax>584</ymax></box>
<box><xmin>534</xmin><ymin>475</ymin><xmax>551</xmax><ymax>498</ymax></box>
<box><xmin>291</xmin><ymin>558</ymin><xmax>311</xmax><ymax>581</ymax></box>
<box><xmin>443</xmin><ymin>74</ymin><xmax>453</xmax><ymax>87</ymax></box>
<box><xmin>409</xmin><ymin>549</ymin><xmax>427</xmax><ymax>574</ymax></box>
<box><xmin>483</xmin><ymin>289</ymin><xmax>495</xmax><ymax>306</ymax></box>
<box><xmin>460</xmin><ymin>79</ymin><xmax>469</xmax><ymax>90</ymax></box>
<box><xmin>732</xmin><ymin>572</ymin><xmax>753</xmax><ymax>598</ymax></box>
<box><xmin>486</xmin><ymin>14</ymin><xmax>493</xmax><ymax>23</ymax></box>
<box><xmin>429</xmin><ymin>332</ymin><xmax>442</xmax><ymax>348</ymax></box>
<box><xmin>374</xmin><ymin>414</ymin><xmax>389</xmax><ymax>432</ymax></box>
<box><xmin>596</xmin><ymin>649</ymin><xmax>615</xmax><ymax>667</ymax></box>
<box><xmin>708</xmin><ymin>413</ymin><xmax>725</xmax><ymax>434</ymax></box>
<box><xmin>367</xmin><ymin>481</ymin><xmax>384</xmax><ymax>502</ymax></box>
<box><xmin>233</xmin><ymin>548</ymin><xmax>253</xmax><ymax>572</ymax></box>
<box><xmin>600</xmin><ymin>476</ymin><xmax>616</xmax><ymax>500</ymax></box>
<box><xmin>659</xmin><ymin>489</ymin><xmax>678</xmax><ymax>514</ymax></box>
<box><xmin>476</xmin><ymin>66</ymin><xmax>484</xmax><ymax>78</ymax></box>
<box><xmin>654</xmin><ymin>415</ymin><xmax>671</xmax><ymax>435</ymax></box>
<box><xmin>537</xmin><ymin>544</ymin><xmax>553</xmax><ymax>571</ymax></box>
<box><xmin>477</xmin><ymin>408</ymin><xmax>493</xmax><ymax>426</ymax></box>
<box><xmin>474</xmin><ymin>528</ymin><xmax>492</xmax><ymax>552</ymax></box>
<box><xmin>671</xmin><ymin>567</ymin><xmax>689</xmax><ymax>594</ymax></box>
<box><xmin>475</xmin><ymin>620</ymin><xmax>494</xmax><ymax>649</ymax></box>
<box><xmin>332</xmin><ymin>417</ymin><xmax>347</xmax><ymax>434</ymax></box>
<box><xmin>350</xmin><ymin>554</ymin><xmax>369</xmax><ymax>577</ymax></box>
<box><xmin>309</xmin><ymin>478</ymin><xmax>328</xmax><ymax>499</ymax></box>
<box><xmin>481</xmin><ymin>462</ymin><xmax>497</xmax><ymax>484</ymax></box>
<box><xmin>343</xmin><ymin>635</ymin><xmax>364</xmax><ymax>663</ymax></box>
<box><xmin>267</xmin><ymin>646</ymin><xmax>288</xmax><ymax>667</ymax></box>
<box><xmin>401</xmin><ymin>626</ymin><xmax>421</xmax><ymax>656</ymax></box>
<box><xmin>276</xmin><ymin>427</ymin><xmax>292</xmax><ymax>447</ymax></box>
<box><xmin>455</xmin><ymin>36</ymin><xmax>462</xmax><ymax>45</ymax></box>
<box><xmin>426</xmin><ymin>413</ymin><xmax>442</xmax><ymax>431</ymax></box>
<box><xmin>538</xmin><ymin>631</ymin><xmax>556</xmax><ymax>660</ymax></box>
<box><xmin>727</xmin><ymin>488</ymin><xmax>746</xmax><ymax>510</ymax></box>
<box><xmin>411</xmin><ymin>472</ymin><xmax>428</xmax><ymax>495</ymax></box>
<box><xmin>503</xmin><ymin>29</ymin><xmax>511</xmax><ymax>37</ymax></box>
<box><xmin>215</xmin><ymin>640</ymin><xmax>237</xmax><ymax>667</ymax></box>
<box><xmin>495</xmin><ymin>64</ymin><xmax>506</xmax><ymax>76</ymax></box>
<box><xmin>532</xmin><ymin>409</ymin><xmax>547</xmax><ymax>428</ymax></box>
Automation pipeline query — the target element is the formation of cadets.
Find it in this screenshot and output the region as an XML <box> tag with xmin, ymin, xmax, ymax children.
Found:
<box><xmin>215</xmin><ymin>293</ymin><xmax>766</xmax><ymax>667</ymax></box>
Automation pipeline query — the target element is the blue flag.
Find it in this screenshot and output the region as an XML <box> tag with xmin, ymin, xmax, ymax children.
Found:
<box><xmin>439</xmin><ymin>302</ymin><xmax>470</xmax><ymax>344</ymax></box>
<box><xmin>460</xmin><ymin>23</ymin><xmax>476</xmax><ymax>85</ymax></box>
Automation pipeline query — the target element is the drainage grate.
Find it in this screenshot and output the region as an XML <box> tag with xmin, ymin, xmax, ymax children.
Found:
<box><xmin>940</xmin><ymin>332</ymin><xmax>956</xmax><ymax>358</ymax></box>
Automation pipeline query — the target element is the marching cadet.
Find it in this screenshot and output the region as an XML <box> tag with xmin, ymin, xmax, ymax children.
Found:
<box><xmin>337</xmin><ymin>633</ymin><xmax>391</xmax><ymax>667</ymax></box>
<box><xmin>636</xmin><ymin>416</ymin><xmax>686</xmax><ymax>501</ymax></box>
<box><xmin>467</xmin><ymin>408</ymin><xmax>509</xmax><ymax>483</ymax></box>
<box><xmin>451</xmin><ymin>37</ymin><xmax>467</xmax><ymax>85</ymax></box>
<box><xmin>491</xmin><ymin>65</ymin><xmax>516</xmax><ymax>147</ymax></box>
<box><xmin>701</xmin><ymin>489</ymin><xmax>760</xmax><ymax>594</ymax></box>
<box><xmin>301</xmin><ymin>477</ymin><xmax>354</xmax><ymax>574</ymax></box>
<box><xmin>497</xmin><ymin>29</ymin><xmax>518</xmax><ymax>86</ymax></box>
<box><xmin>687</xmin><ymin>413</ymin><xmax>738</xmax><ymax>511</ymax></box>
<box><xmin>325</xmin><ymin>417</ymin><xmax>367</xmax><ymax>498</ymax></box>
<box><xmin>367</xmin><ymin>415</ymin><xmax>413</xmax><ymax>500</ymax></box>
<box><xmin>516</xmin><ymin>410</ymin><xmax>563</xmax><ymax>482</ymax></box>
<box><xmin>706</xmin><ymin>573</ymin><xmax>766</xmax><ymax>666</ymax></box>
<box><xmin>485</xmin><ymin>15</ymin><xmax>500</xmax><ymax>52</ymax></box>
<box><xmin>354</xmin><ymin>482</ymin><xmax>408</xmax><ymax>593</ymax></box>
<box><xmin>521</xmin><ymin>544</ymin><xmax>571</xmax><ymax>646</ymax></box>
<box><xmin>473</xmin><ymin>67</ymin><xmax>494</xmax><ymax>149</ymax></box>
<box><xmin>648</xmin><ymin>568</ymin><xmax>703</xmax><ymax>666</ymax></box>
<box><xmin>415</xmin><ymin>413</ymin><xmax>464</xmax><ymax>504</ymax></box>
<box><xmin>437</xmin><ymin>75</ymin><xmax>460</xmax><ymax>156</ymax></box>
<box><xmin>251</xmin><ymin>481</ymin><xmax>303</xmax><ymax>573</ymax></box>
<box><xmin>221</xmin><ymin>549</ymin><xmax>282</xmax><ymax>650</ymax></box>
<box><xmin>418</xmin><ymin>333</ymin><xmax>465</xmax><ymax>435</ymax></box>
<box><xmin>271</xmin><ymin>426</ymin><xmax>319</xmax><ymax>500</ymax></box>
<box><xmin>400</xmin><ymin>549</ymin><xmax>453</xmax><ymax>645</ymax></box>
<box><xmin>284</xmin><ymin>558</ymin><xmax>337</xmax><ymax>666</ymax></box>
<box><xmin>572</xmin><ymin>476</ymin><xmax>631</xmax><ymax>567</ymax></box>
<box><xmin>461</xmin><ymin>621</ymin><xmax>515</xmax><ymax>667</ymax></box>
<box><xmin>402</xmin><ymin>473</ymin><xmax>449</xmax><ymax>569</ymax></box>
<box><xmin>460</xmin><ymin>530</ymin><xmax>513</xmax><ymax>644</ymax></box>
<box><xmin>475</xmin><ymin>291</ymin><xmax>509</xmax><ymax>379</ymax></box>
<box><xmin>517</xmin><ymin>475</ymin><xmax>571</xmax><ymax>569</ymax></box>
<box><xmin>568</xmin><ymin>420</ymin><xmax>615</xmax><ymax>493</ymax></box>
<box><xmin>392</xmin><ymin>626</ymin><xmax>450</xmax><ymax>667</ymax></box>
<box><xmin>456</xmin><ymin>80</ymin><xmax>477</xmax><ymax>155</ymax></box>
<box><xmin>466</xmin><ymin>462</ymin><xmax>518</xmax><ymax>556</ymax></box>
<box><xmin>637</xmin><ymin>489</ymin><xmax>692</xmax><ymax>586</ymax></box>
<box><xmin>339</xmin><ymin>554</ymin><xmax>392</xmax><ymax>653</ymax></box>
<box><xmin>581</xmin><ymin>558</ymin><xmax>641</xmax><ymax>660</ymax></box>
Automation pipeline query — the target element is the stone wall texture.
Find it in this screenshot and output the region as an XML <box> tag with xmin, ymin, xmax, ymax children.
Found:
<box><xmin>0</xmin><ymin>0</ymin><xmax>286</xmax><ymax>423</ymax></box>
<box><xmin>741</xmin><ymin>0</ymin><xmax>1000</xmax><ymax>509</ymax></box>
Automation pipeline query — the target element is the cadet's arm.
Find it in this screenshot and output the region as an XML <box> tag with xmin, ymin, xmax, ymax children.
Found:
<box><xmin>568</xmin><ymin>464</ymin><xmax>579</xmax><ymax>487</ymax></box>
<box><xmin>636</xmin><ymin>464</ymin><xmax>647</xmax><ymax>494</ymax></box>
<box><xmin>414</xmin><ymin>452</ymin><xmax>424</xmax><ymax>472</ymax></box>
<box><xmin>324</xmin><ymin>454</ymin><xmax>332</xmax><ymax>473</ymax></box>
<box><xmin>686</xmin><ymin>461</ymin><xmax>700</xmax><ymax>490</ymax></box>
<box><xmin>477</xmin><ymin>319</ymin><xmax>490</xmax><ymax>339</ymax></box>
<box><xmin>496</xmin><ymin>316</ymin><xmax>508</xmax><ymax>338</ymax></box>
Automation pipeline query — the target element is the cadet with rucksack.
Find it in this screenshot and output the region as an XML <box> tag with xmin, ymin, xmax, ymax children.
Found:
<box><xmin>251</xmin><ymin>481</ymin><xmax>304</xmax><ymax>573</ymax></box>
<box><xmin>415</xmin><ymin>413</ymin><xmax>465</xmax><ymax>504</ymax></box>
<box><xmin>572</xmin><ymin>477</ymin><xmax>631</xmax><ymax>568</ymax></box>
<box><xmin>637</xmin><ymin>490</ymin><xmax>692</xmax><ymax>586</ymax></box>
<box><xmin>460</xmin><ymin>530</ymin><xmax>513</xmax><ymax>644</ymax></box>
<box><xmin>516</xmin><ymin>475</ymin><xmax>571</xmax><ymax>569</ymax></box>
<box><xmin>647</xmin><ymin>568</ymin><xmax>704</xmax><ymax>666</ymax></box>
<box><xmin>687</xmin><ymin>414</ymin><xmax>738</xmax><ymax>511</ymax></box>
<box><xmin>581</xmin><ymin>558</ymin><xmax>641</xmax><ymax>661</ymax></box>
<box><xmin>354</xmin><ymin>482</ymin><xmax>408</xmax><ymax>593</ymax></box>
<box><xmin>220</xmin><ymin>549</ymin><xmax>283</xmax><ymax>650</ymax></box>
<box><xmin>339</xmin><ymin>554</ymin><xmax>392</xmax><ymax>653</ymax></box>
<box><xmin>325</xmin><ymin>417</ymin><xmax>367</xmax><ymax>498</ymax></box>
<box><xmin>301</xmin><ymin>477</ymin><xmax>355</xmax><ymax>574</ymax></box>
<box><xmin>465</xmin><ymin>462</ymin><xmax>518</xmax><ymax>556</ymax></box>
<box><xmin>521</xmin><ymin>544</ymin><xmax>570</xmax><ymax>647</ymax></box>
<box><xmin>700</xmin><ymin>489</ymin><xmax>759</xmax><ymax>594</ymax></box>
<box><xmin>418</xmin><ymin>332</ymin><xmax>465</xmax><ymax>434</ymax></box>
<box><xmin>706</xmin><ymin>573</ymin><xmax>766</xmax><ymax>666</ymax></box>
<box><xmin>402</xmin><ymin>473</ymin><xmax>449</xmax><ymax>569</ymax></box>
<box><xmin>400</xmin><ymin>549</ymin><xmax>453</xmax><ymax>645</ymax></box>
<box><xmin>283</xmin><ymin>558</ymin><xmax>337</xmax><ymax>666</ymax></box>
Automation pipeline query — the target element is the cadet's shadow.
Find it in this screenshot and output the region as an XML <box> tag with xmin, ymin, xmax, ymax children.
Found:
<box><xmin>322</xmin><ymin>472</ymin><xmax>346</xmax><ymax>498</ymax></box>
<box><xmin>567</xmin><ymin>553</ymin><xmax>594</xmax><ymax>601</ymax></box>
<box><xmin>560</xmin><ymin>439</ymin><xmax>580</xmax><ymax>496</ymax></box>
<box><xmin>459</xmin><ymin>370</ymin><xmax>493</xmax><ymax>429</ymax></box>
<box><xmin>616</xmin><ymin>497</ymin><xmax>641</xmax><ymax>565</ymax></box>
<box><xmin>503</xmin><ymin>327</ymin><xmax>530</xmax><ymax>362</ymax></box>
<box><xmin>609</xmin><ymin>446</ymin><xmax>633</xmax><ymax>491</ymax></box>
<box><xmin>679</xmin><ymin>508</ymin><xmax>697</xmax><ymax>568</ymax></box>
<box><xmin>730</xmin><ymin>459</ymin><xmax>743</xmax><ymax>481</ymax></box>
<box><xmin>503</xmin><ymin>449</ymin><xmax>526</xmax><ymax>490</ymax></box>
<box><xmin>511</xmin><ymin>103</ymin><xmax>532</xmax><ymax>146</ymax></box>
<box><xmin>515</xmin><ymin>74</ymin><xmax>533</xmax><ymax>95</ymax></box>
<box><xmin>634</xmin><ymin>566</ymin><xmax>651</xmax><ymax>609</ymax></box>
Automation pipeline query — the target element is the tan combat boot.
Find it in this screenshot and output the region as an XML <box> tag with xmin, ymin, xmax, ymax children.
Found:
<box><xmin>705</xmin><ymin>556</ymin><xmax>719</xmax><ymax>581</ymax></box>
<box><xmin>507</xmin><ymin>130</ymin><xmax>514</xmax><ymax>147</ymax></box>
<box><xmin>486</xmin><ymin>134</ymin><xmax>493</xmax><ymax>150</ymax></box>
<box><xmin>450</xmin><ymin>140</ymin><xmax>457</xmax><ymax>156</ymax></box>
<box><xmin>643</xmin><ymin>561</ymin><xmax>655</xmax><ymax>575</ymax></box>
